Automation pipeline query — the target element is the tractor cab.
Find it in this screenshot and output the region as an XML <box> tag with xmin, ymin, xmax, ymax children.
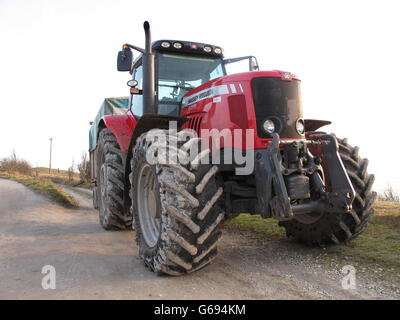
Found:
<box><xmin>117</xmin><ymin>31</ymin><xmax>259</xmax><ymax>118</ymax></box>
<box><xmin>126</xmin><ymin>40</ymin><xmax>226</xmax><ymax>117</ymax></box>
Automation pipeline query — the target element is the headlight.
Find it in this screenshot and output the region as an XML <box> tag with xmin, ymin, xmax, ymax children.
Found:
<box><xmin>296</xmin><ymin>118</ymin><xmax>305</xmax><ymax>135</ymax></box>
<box><xmin>263</xmin><ymin>119</ymin><xmax>275</xmax><ymax>133</ymax></box>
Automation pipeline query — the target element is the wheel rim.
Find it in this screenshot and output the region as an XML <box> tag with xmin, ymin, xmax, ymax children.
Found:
<box><xmin>137</xmin><ymin>163</ymin><xmax>161</xmax><ymax>248</ymax></box>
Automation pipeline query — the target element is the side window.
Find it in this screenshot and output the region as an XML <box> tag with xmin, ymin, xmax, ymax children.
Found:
<box><xmin>131</xmin><ymin>65</ymin><xmax>143</xmax><ymax>116</ymax></box>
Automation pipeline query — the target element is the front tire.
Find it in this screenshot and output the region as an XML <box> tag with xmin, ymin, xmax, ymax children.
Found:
<box><xmin>130</xmin><ymin>130</ymin><xmax>225</xmax><ymax>275</ymax></box>
<box><xmin>279</xmin><ymin>134</ymin><xmax>377</xmax><ymax>245</ymax></box>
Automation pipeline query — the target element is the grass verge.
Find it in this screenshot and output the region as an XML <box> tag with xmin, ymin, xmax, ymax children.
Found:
<box><xmin>0</xmin><ymin>171</ymin><xmax>77</xmax><ymax>207</ymax></box>
<box><xmin>225</xmin><ymin>214</ymin><xmax>285</xmax><ymax>240</ymax></box>
<box><xmin>224</xmin><ymin>201</ymin><xmax>400</xmax><ymax>278</ymax></box>
<box><xmin>32</xmin><ymin>167</ymin><xmax>92</xmax><ymax>189</ymax></box>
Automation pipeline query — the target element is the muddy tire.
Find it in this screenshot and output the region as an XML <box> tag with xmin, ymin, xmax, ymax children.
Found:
<box><xmin>96</xmin><ymin>129</ymin><xmax>132</xmax><ymax>230</ymax></box>
<box><xmin>279</xmin><ymin>134</ymin><xmax>377</xmax><ymax>245</ymax></box>
<box><xmin>130</xmin><ymin>130</ymin><xmax>224</xmax><ymax>275</ymax></box>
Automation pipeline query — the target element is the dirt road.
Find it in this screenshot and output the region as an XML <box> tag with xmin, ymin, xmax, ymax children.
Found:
<box><xmin>0</xmin><ymin>178</ymin><xmax>398</xmax><ymax>299</ymax></box>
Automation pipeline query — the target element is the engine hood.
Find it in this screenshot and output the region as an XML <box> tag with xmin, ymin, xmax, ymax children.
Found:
<box><xmin>182</xmin><ymin>70</ymin><xmax>300</xmax><ymax>103</ymax></box>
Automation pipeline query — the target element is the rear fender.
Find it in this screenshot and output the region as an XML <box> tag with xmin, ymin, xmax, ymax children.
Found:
<box><xmin>100</xmin><ymin>113</ymin><xmax>137</xmax><ymax>152</ymax></box>
<box><xmin>92</xmin><ymin>113</ymin><xmax>136</xmax><ymax>210</ymax></box>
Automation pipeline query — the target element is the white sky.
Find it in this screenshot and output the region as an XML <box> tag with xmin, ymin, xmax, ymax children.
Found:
<box><xmin>0</xmin><ymin>0</ymin><xmax>399</xmax><ymax>192</ymax></box>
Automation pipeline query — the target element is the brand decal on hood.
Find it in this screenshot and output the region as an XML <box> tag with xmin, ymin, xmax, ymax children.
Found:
<box><xmin>182</xmin><ymin>84</ymin><xmax>230</xmax><ymax>107</ymax></box>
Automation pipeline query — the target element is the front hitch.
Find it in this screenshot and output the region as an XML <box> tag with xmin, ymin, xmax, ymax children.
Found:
<box><xmin>254</xmin><ymin>133</ymin><xmax>355</xmax><ymax>220</ymax></box>
<box><xmin>255</xmin><ymin>133</ymin><xmax>292</xmax><ymax>219</ymax></box>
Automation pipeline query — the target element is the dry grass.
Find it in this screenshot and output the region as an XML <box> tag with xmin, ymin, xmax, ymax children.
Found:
<box><xmin>33</xmin><ymin>167</ymin><xmax>91</xmax><ymax>189</ymax></box>
<box><xmin>374</xmin><ymin>200</ymin><xmax>400</xmax><ymax>216</ymax></box>
<box><xmin>0</xmin><ymin>171</ymin><xmax>77</xmax><ymax>207</ymax></box>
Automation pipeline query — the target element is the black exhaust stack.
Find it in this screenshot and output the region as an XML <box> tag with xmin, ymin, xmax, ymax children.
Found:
<box><xmin>142</xmin><ymin>21</ymin><xmax>156</xmax><ymax>114</ymax></box>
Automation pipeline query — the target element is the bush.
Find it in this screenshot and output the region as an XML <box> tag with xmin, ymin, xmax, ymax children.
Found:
<box><xmin>77</xmin><ymin>152</ymin><xmax>91</xmax><ymax>183</ymax></box>
<box><xmin>67</xmin><ymin>160</ymin><xmax>75</xmax><ymax>182</ymax></box>
<box><xmin>379</xmin><ymin>184</ymin><xmax>400</xmax><ymax>202</ymax></box>
<box><xmin>0</xmin><ymin>150</ymin><xmax>32</xmax><ymax>176</ymax></box>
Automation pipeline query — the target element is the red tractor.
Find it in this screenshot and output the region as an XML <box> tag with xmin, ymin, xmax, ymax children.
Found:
<box><xmin>89</xmin><ymin>21</ymin><xmax>376</xmax><ymax>276</ymax></box>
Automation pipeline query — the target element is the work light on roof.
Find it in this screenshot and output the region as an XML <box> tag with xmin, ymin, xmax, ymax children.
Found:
<box><xmin>281</xmin><ymin>72</ymin><xmax>292</xmax><ymax>81</ymax></box>
<box><xmin>173</xmin><ymin>42</ymin><xmax>183</xmax><ymax>49</ymax></box>
<box><xmin>203</xmin><ymin>46</ymin><xmax>212</xmax><ymax>53</ymax></box>
<box><xmin>161</xmin><ymin>41</ymin><xmax>171</xmax><ymax>48</ymax></box>
<box><xmin>214</xmin><ymin>47</ymin><xmax>222</xmax><ymax>54</ymax></box>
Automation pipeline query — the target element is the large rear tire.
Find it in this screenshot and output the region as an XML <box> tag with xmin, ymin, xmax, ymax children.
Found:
<box><xmin>279</xmin><ymin>134</ymin><xmax>377</xmax><ymax>245</ymax></box>
<box><xmin>96</xmin><ymin>129</ymin><xmax>132</xmax><ymax>230</ymax></box>
<box><xmin>130</xmin><ymin>130</ymin><xmax>225</xmax><ymax>275</ymax></box>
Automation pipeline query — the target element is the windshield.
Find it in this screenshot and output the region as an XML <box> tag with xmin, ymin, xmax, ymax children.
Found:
<box><xmin>157</xmin><ymin>53</ymin><xmax>225</xmax><ymax>115</ymax></box>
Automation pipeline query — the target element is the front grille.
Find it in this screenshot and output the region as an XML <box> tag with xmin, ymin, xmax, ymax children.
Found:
<box><xmin>251</xmin><ymin>77</ymin><xmax>304</xmax><ymax>139</ymax></box>
<box><xmin>187</xmin><ymin>116</ymin><xmax>203</xmax><ymax>135</ymax></box>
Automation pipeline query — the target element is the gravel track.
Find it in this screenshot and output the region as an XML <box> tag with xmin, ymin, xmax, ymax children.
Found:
<box><xmin>0</xmin><ymin>178</ymin><xmax>398</xmax><ymax>299</ymax></box>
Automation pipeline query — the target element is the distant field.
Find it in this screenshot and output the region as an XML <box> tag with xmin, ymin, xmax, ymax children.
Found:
<box><xmin>33</xmin><ymin>167</ymin><xmax>79</xmax><ymax>179</ymax></box>
<box><xmin>33</xmin><ymin>167</ymin><xmax>90</xmax><ymax>189</ymax></box>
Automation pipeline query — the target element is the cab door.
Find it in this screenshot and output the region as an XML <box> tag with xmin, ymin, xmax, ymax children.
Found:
<box><xmin>130</xmin><ymin>61</ymin><xmax>144</xmax><ymax>116</ymax></box>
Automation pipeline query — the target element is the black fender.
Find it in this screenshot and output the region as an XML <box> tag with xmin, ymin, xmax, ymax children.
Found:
<box><xmin>122</xmin><ymin>114</ymin><xmax>188</xmax><ymax>212</ymax></box>
<box><xmin>304</xmin><ymin>119</ymin><xmax>331</xmax><ymax>132</ymax></box>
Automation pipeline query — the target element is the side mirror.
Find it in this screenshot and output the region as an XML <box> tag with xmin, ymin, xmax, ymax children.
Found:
<box><xmin>249</xmin><ymin>57</ymin><xmax>259</xmax><ymax>71</ymax></box>
<box><xmin>117</xmin><ymin>48</ymin><xmax>133</xmax><ymax>72</ymax></box>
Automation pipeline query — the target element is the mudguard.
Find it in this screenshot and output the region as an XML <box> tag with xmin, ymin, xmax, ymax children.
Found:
<box><xmin>100</xmin><ymin>113</ymin><xmax>137</xmax><ymax>152</ymax></box>
<box><xmin>94</xmin><ymin>112</ymin><xmax>188</xmax><ymax>214</ymax></box>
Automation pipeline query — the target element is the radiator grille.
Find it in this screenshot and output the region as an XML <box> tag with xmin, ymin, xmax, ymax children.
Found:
<box><xmin>187</xmin><ymin>116</ymin><xmax>203</xmax><ymax>135</ymax></box>
<box><xmin>251</xmin><ymin>77</ymin><xmax>303</xmax><ymax>139</ymax></box>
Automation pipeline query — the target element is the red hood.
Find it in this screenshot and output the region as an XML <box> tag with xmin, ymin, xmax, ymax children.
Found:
<box><xmin>183</xmin><ymin>70</ymin><xmax>300</xmax><ymax>98</ymax></box>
